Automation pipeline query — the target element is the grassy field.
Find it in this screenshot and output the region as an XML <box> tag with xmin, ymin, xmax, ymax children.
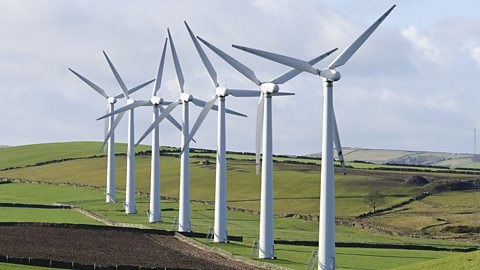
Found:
<box><xmin>0</xmin><ymin>155</ymin><xmax>426</xmax><ymax>217</ymax></box>
<box><xmin>1</xmin><ymin>142</ymin><xmax>480</xmax><ymax>269</ymax></box>
<box><xmin>392</xmin><ymin>250</ymin><xmax>480</xmax><ymax>270</ymax></box>
<box><xmin>0</xmin><ymin>263</ymin><xmax>65</xmax><ymax>270</ymax></box>
<box><xmin>0</xmin><ymin>182</ymin><xmax>473</xmax><ymax>270</ymax></box>
<box><xmin>0</xmin><ymin>141</ymin><xmax>151</xmax><ymax>169</ymax></box>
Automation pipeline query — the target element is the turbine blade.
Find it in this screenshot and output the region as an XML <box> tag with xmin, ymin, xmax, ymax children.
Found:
<box><xmin>256</xmin><ymin>95</ymin><xmax>264</xmax><ymax>176</ymax></box>
<box><xmin>227</xmin><ymin>89</ymin><xmax>262</xmax><ymax>97</ymax></box>
<box><xmin>180</xmin><ymin>95</ymin><xmax>218</xmax><ymax>155</ymax></box>
<box><xmin>333</xmin><ymin>109</ymin><xmax>346</xmax><ymax>175</ymax></box>
<box><xmin>197</xmin><ymin>36</ymin><xmax>261</xmax><ymax>86</ymax></box>
<box><xmin>97</xmin><ymin>100</ymin><xmax>150</xmax><ymax>121</ymax></box>
<box><xmin>68</xmin><ymin>68</ymin><xmax>109</xmax><ymax>99</ymax></box>
<box><xmin>271</xmin><ymin>92</ymin><xmax>295</xmax><ymax>96</ymax></box>
<box><xmin>102</xmin><ymin>106</ymin><xmax>109</xmax><ymax>153</ymax></box>
<box><xmin>167</xmin><ymin>29</ymin><xmax>185</xmax><ymax>93</ymax></box>
<box><xmin>159</xmin><ymin>105</ymin><xmax>182</xmax><ymax>132</ymax></box>
<box><xmin>185</xmin><ymin>21</ymin><xmax>219</xmax><ymax>88</ymax></box>
<box><xmin>114</xmin><ymin>79</ymin><xmax>155</xmax><ymax>99</ymax></box>
<box><xmin>154</xmin><ymin>38</ymin><xmax>168</xmax><ymax>96</ymax></box>
<box><xmin>232</xmin><ymin>45</ymin><xmax>318</xmax><ymax>75</ymax></box>
<box><xmin>103</xmin><ymin>51</ymin><xmax>129</xmax><ymax>99</ymax></box>
<box><xmin>224</xmin><ymin>107</ymin><xmax>247</xmax><ymax>117</ymax></box>
<box><xmin>136</xmin><ymin>100</ymin><xmax>181</xmax><ymax>145</ymax></box>
<box><xmin>271</xmin><ymin>48</ymin><xmax>338</xmax><ymax>84</ymax></box>
<box><xmin>328</xmin><ymin>5</ymin><xmax>396</xmax><ymax>69</ymax></box>
<box><xmin>100</xmin><ymin>111</ymin><xmax>125</xmax><ymax>151</ymax></box>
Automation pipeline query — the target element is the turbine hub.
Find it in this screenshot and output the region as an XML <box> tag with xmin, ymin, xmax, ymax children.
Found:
<box><xmin>216</xmin><ymin>87</ymin><xmax>228</xmax><ymax>97</ymax></box>
<box><xmin>150</xmin><ymin>96</ymin><xmax>163</xmax><ymax>105</ymax></box>
<box><xmin>319</xmin><ymin>69</ymin><xmax>341</xmax><ymax>82</ymax></box>
<box><xmin>107</xmin><ymin>97</ymin><xmax>117</xmax><ymax>104</ymax></box>
<box><xmin>180</xmin><ymin>93</ymin><xmax>193</xmax><ymax>102</ymax></box>
<box><xmin>260</xmin><ymin>82</ymin><xmax>279</xmax><ymax>94</ymax></box>
<box><xmin>126</xmin><ymin>98</ymin><xmax>135</xmax><ymax>105</ymax></box>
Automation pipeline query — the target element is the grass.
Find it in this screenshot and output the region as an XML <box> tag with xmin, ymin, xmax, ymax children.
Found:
<box><xmin>0</xmin><ymin>207</ymin><xmax>102</xmax><ymax>225</ymax></box>
<box><xmin>0</xmin><ymin>141</ymin><xmax>150</xmax><ymax>169</ymax></box>
<box><xmin>392</xmin><ymin>250</ymin><xmax>480</xmax><ymax>270</ymax></box>
<box><xmin>0</xmin><ymin>263</ymin><xmax>66</xmax><ymax>270</ymax></box>
<box><xmin>1</xmin><ymin>182</ymin><xmax>477</xmax><ymax>270</ymax></box>
<box><xmin>0</xmin><ymin>155</ymin><xmax>425</xmax><ymax>217</ymax></box>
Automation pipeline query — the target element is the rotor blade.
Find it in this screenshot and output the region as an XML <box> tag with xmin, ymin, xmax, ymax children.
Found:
<box><xmin>154</xmin><ymin>38</ymin><xmax>168</xmax><ymax>96</ymax></box>
<box><xmin>114</xmin><ymin>79</ymin><xmax>156</xmax><ymax>99</ymax></box>
<box><xmin>100</xmin><ymin>111</ymin><xmax>125</xmax><ymax>151</ymax></box>
<box><xmin>197</xmin><ymin>36</ymin><xmax>262</xmax><ymax>86</ymax></box>
<box><xmin>271</xmin><ymin>48</ymin><xmax>338</xmax><ymax>84</ymax></box>
<box><xmin>185</xmin><ymin>21</ymin><xmax>219</xmax><ymax>88</ymax></box>
<box><xmin>102</xmin><ymin>105</ymin><xmax>109</xmax><ymax>153</ymax></box>
<box><xmin>227</xmin><ymin>89</ymin><xmax>262</xmax><ymax>97</ymax></box>
<box><xmin>167</xmin><ymin>29</ymin><xmax>185</xmax><ymax>93</ymax></box>
<box><xmin>223</xmin><ymin>106</ymin><xmax>247</xmax><ymax>117</ymax></box>
<box><xmin>328</xmin><ymin>5</ymin><xmax>396</xmax><ymax>69</ymax></box>
<box><xmin>68</xmin><ymin>68</ymin><xmax>108</xmax><ymax>99</ymax></box>
<box><xmin>97</xmin><ymin>100</ymin><xmax>150</xmax><ymax>121</ymax></box>
<box><xmin>256</xmin><ymin>95</ymin><xmax>264</xmax><ymax>176</ymax></box>
<box><xmin>333</xmin><ymin>109</ymin><xmax>346</xmax><ymax>175</ymax></box>
<box><xmin>180</xmin><ymin>95</ymin><xmax>218</xmax><ymax>155</ymax></box>
<box><xmin>103</xmin><ymin>51</ymin><xmax>129</xmax><ymax>99</ymax></box>
<box><xmin>136</xmin><ymin>100</ymin><xmax>181</xmax><ymax>145</ymax></box>
<box><xmin>271</xmin><ymin>92</ymin><xmax>295</xmax><ymax>96</ymax></box>
<box><xmin>232</xmin><ymin>45</ymin><xmax>318</xmax><ymax>75</ymax></box>
<box><xmin>159</xmin><ymin>105</ymin><xmax>181</xmax><ymax>132</ymax></box>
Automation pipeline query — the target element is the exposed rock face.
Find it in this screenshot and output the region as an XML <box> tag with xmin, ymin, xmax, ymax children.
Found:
<box><xmin>404</xmin><ymin>175</ymin><xmax>429</xmax><ymax>186</ymax></box>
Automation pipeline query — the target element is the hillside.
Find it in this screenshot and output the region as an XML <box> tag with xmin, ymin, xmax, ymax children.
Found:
<box><xmin>310</xmin><ymin>147</ymin><xmax>479</xmax><ymax>169</ymax></box>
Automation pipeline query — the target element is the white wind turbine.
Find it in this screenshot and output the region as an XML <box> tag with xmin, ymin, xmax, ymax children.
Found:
<box><xmin>98</xmin><ymin>38</ymin><xmax>184</xmax><ymax>223</ymax></box>
<box><xmin>136</xmin><ymin>28</ymin><xmax>245</xmax><ymax>232</ymax></box>
<box><xmin>98</xmin><ymin>50</ymin><xmax>153</xmax><ymax>214</ymax></box>
<box><xmin>181</xmin><ymin>21</ymin><xmax>255</xmax><ymax>243</ymax></box>
<box><xmin>68</xmin><ymin>64</ymin><xmax>154</xmax><ymax>204</ymax></box>
<box><xmin>197</xmin><ymin>35</ymin><xmax>338</xmax><ymax>258</ymax></box>
<box><xmin>231</xmin><ymin>5</ymin><xmax>396</xmax><ymax>268</ymax></box>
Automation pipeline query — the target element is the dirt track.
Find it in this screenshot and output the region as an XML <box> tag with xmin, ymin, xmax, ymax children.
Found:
<box><xmin>0</xmin><ymin>224</ymin><xmax>264</xmax><ymax>270</ymax></box>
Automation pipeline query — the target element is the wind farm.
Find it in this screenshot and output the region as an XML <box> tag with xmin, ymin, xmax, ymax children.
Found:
<box><xmin>2</xmin><ymin>1</ymin><xmax>480</xmax><ymax>270</ymax></box>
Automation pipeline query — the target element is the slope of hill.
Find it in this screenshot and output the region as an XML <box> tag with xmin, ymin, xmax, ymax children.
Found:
<box><xmin>310</xmin><ymin>147</ymin><xmax>479</xmax><ymax>169</ymax></box>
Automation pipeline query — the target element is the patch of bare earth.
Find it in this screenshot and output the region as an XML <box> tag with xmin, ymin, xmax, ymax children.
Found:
<box><xmin>0</xmin><ymin>225</ymin><xmax>264</xmax><ymax>270</ymax></box>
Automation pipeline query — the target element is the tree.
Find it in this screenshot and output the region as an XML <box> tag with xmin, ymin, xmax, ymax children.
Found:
<box><xmin>364</xmin><ymin>190</ymin><xmax>385</xmax><ymax>212</ymax></box>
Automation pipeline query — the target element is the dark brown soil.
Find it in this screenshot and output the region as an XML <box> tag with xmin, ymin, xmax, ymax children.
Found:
<box><xmin>0</xmin><ymin>224</ymin><xmax>264</xmax><ymax>270</ymax></box>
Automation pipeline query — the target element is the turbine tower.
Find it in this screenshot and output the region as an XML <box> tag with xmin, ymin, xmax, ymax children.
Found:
<box><xmin>98</xmin><ymin>39</ymin><xmax>183</xmax><ymax>222</ymax></box>
<box><xmin>231</xmin><ymin>5</ymin><xmax>395</xmax><ymax>268</ymax></box>
<box><xmin>69</xmin><ymin>62</ymin><xmax>154</xmax><ymax>204</ymax></box>
<box><xmin>182</xmin><ymin>21</ymin><xmax>254</xmax><ymax>243</ymax></box>
<box><xmin>198</xmin><ymin>36</ymin><xmax>337</xmax><ymax>258</ymax></box>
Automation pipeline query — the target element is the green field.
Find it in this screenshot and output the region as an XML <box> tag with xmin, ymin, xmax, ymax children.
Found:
<box><xmin>0</xmin><ymin>182</ymin><xmax>472</xmax><ymax>270</ymax></box>
<box><xmin>1</xmin><ymin>142</ymin><xmax>479</xmax><ymax>269</ymax></box>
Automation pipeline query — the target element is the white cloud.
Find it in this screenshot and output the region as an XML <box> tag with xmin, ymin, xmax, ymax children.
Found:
<box><xmin>401</xmin><ymin>25</ymin><xmax>443</xmax><ymax>64</ymax></box>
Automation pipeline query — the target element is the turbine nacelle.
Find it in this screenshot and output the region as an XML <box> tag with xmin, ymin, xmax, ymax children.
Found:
<box><xmin>319</xmin><ymin>69</ymin><xmax>341</xmax><ymax>82</ymax></box>
<box><xmin>260</xmin><ymin>82</ymin><xmax>279</xmax><ymax>94</ymax></box>
<box><xmin>150</xmin><ymin>96</ymin><xmax>164</xmax><ymax>105</ymax></box>
<box><xmin>216</xmin><ymin>87</ymin><xmax>228</xmax><ymax>97</ymax></box>
<box><xmin>180</xmin><ymin>93</ymin><xmax>193</xmax><ymax>102</ymax></box>
<box><xmin>107</xmin><ymin>97</ymin><xmax>117</xmax><ymax>104</ymax></box>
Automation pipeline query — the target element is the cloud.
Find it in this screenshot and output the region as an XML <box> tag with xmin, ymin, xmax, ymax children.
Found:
<box><xmin>401</xmin><ymin>25</ymin><xmax>443</xmax><ymax>64</ymax></box>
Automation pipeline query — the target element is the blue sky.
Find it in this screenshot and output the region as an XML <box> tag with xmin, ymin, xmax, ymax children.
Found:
<box><xmin>1</xmin><ymin>0</ymin><xmax>480</xmax><ymax>155</ymax></box>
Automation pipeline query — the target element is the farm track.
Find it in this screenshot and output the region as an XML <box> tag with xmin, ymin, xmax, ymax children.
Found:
<box><xmin>0</xmin><ymin>223</ymin><xmax>266</xmax><ymax>270</ymax></box>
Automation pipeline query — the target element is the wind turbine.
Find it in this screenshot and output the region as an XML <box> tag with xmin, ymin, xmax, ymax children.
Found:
<box><xmin>136</xmin><ymin>28</ymin><xmax>244</xmax><ymax>232</ymax></box>
<box><xmin>231</xmin><ymin>5</ymin><xmax>395</xmax><ymax>268</ymax></box>
<box><xmin>97</xmin><ymin>50</ymin><xmax>152</xmax><ymax>214</ymax></box>
<box><xmin>196</xmin><ymin>36</ymin><xmax>338</xmax><ymax>258</ymax></box>
<box><xmin>68</xmin><ymin>65</ymin><xmax>154</xmax><ymax>204</ymax></box>
<box><xmin>98</xmin><ymin>38</ymin><xmax>184</xmax><ymax>223</ymax></box>
<box><xmin>180</xmin><ymin>21</ymin><xmax>256</xmax><ymax>243</ymax></box>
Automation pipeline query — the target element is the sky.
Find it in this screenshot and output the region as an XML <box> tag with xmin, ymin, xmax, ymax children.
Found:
<box><xmin>1</xmin><ymin>0</ymin><xmax>480</xmax><ymax>155</ymax></box>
